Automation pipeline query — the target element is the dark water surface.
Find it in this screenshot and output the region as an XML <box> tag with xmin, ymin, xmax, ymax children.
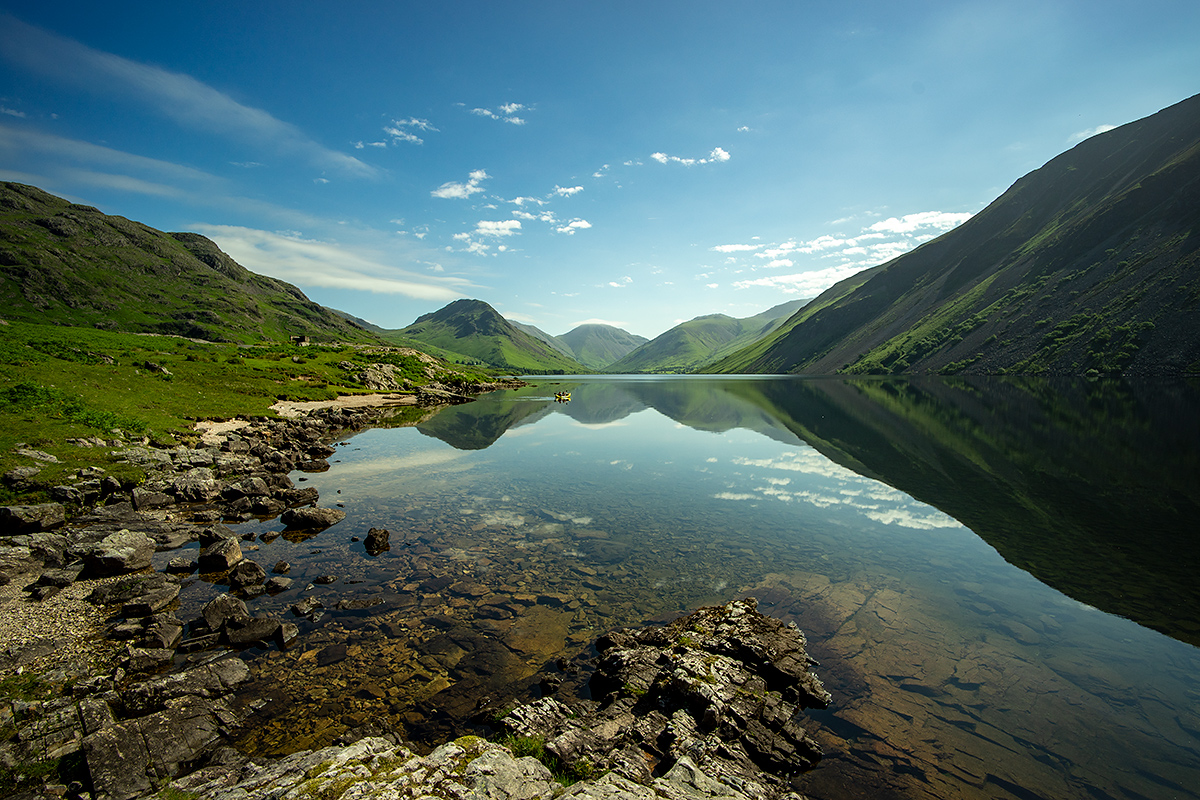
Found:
<box><xmin>166</xmin><ymin>376</ymin><xmax>1200</xmax><ymax>800</ymax></box>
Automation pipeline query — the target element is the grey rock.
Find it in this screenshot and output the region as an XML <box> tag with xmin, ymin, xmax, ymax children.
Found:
<box><xmin>0</xmin><ymin>503</ymin><xmax>65</xmax><ymax>534</ymax></box>
<box><xmin>84</xmin><ymin>530</ymin><xmax>155</xmax><ymax>575</ymax></box>
<box><xmin>228</xmin><ymin>559</ymin><xmax>267</xmax><ymax>589</ymax></box>
<box><xmin>171</xmin><ymin>467</ymin><xmax>220</xmax><ymax>502</ymax></box>
<box><xmin>201</xmin><ymin>594</ymin><xmax>249</xmax><ymax>633</ymax></box>
<box><xmin>197</xmin><ymin>536</ymin><xmax>242</xmax><ymax>573</ymax></box>
<box><xmin>280</xmin><ymin>506</ymin><xmax>346</xmax><ymax>529</ymax></box>
<box><xmin>121</xmin><ymin>584</ymin><xmax>180</xmax><ymax>617</ymax></box>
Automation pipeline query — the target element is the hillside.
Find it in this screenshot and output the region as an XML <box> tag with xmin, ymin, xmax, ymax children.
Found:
<box><xmin>608</xmin><ymin>299</ymin><xmax>809</xmax><ymax>373</ymax></box>
<box><xmin>708</xmin><ymin>93</ymin><xmax>1200</xmax><ymax>376</ymax></box>
<box><xmin>558</xmin><ymin>324</ymin><xmax>649</xmax><ymax>370</ymax></box>
<box><xmin>391</xmin><ymin>298</ymin><xmax>585</xmax><ymax>373</ymax></box>
<box><xmin>0</xmin><ymin>182</ymin><xmax>377</xmax><ymax>344</ymax></box>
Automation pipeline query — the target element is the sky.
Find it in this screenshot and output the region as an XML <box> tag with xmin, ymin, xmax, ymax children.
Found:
<box><xmin>1</xmin><ymin>1</ymin><xmax>1197</xmax><ymax>339</ymax></box>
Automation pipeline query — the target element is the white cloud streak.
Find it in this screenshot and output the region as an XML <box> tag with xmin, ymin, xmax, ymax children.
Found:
<box><xmin>432</xmin><ymin>169</ymin><xmax>490</xmax><ymax>199</ymax></box>
<box><xmin>193</xmin><ymin>225</ymin><xmax>473</xmax><ymax>300</ymax></box>
<box><xmin>0</xmin><ymin>15</ymin><xmax>376</xmax><ymax>179</ymax></box>
<box><xmin>650</xmin><ymin>146</ymin><xmax>731</xmax><ymax>166</ymax></box>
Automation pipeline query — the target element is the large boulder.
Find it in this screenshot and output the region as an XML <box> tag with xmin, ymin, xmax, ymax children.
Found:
<box><xmin>198</xmin><ymin>537</ymin><xmax>242</xmax><ymax>573</ymax></box>
<box><xmin>0</xmin><ymin>503</ymin><xmax>65</xmax><ymax>534</ymax></box>
<box><xmin>84</xmin><ymin>530</ymin><xmax>155</xmax><ymax>575</ymax></box>
<box><xmin>280</xmin><ymin>506</ymin><xmax>346</xmax><ymax>530</ymax></box>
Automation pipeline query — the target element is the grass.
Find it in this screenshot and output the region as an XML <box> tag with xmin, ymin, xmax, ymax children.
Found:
<box><xmin>494</xmin><ymin>734</ymin><xmax>599</xmax><ymax>786</ymax></box>
<box><xmin>0</xmin><ymin>319</ymin><xmax>498</xmax><ymax>506</ymax></box>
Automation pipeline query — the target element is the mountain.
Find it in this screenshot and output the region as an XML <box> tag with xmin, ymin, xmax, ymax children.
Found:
<box><xmin>709</xmin><ymin>94</ymin><xmax>1200</xmax><ymax>376</ymax></box>
<box><xmin>390</xmin><ymin>298</ymin><xmax>585</xmax><ymax>373</ymax></box>
<box><xmin>607</xmin><ymin>299</ymin><xmax>810</xmax><ymax>373</ymax></box>
<box><xmin>510</xmin><ymin>321</ymin><xmax>577</xmax><ymax>360</ymax></box>
<box><xmin>0</xmin><ymin>182</ymin><xmax>378</xmax><ymax>344</ymax></box>
<box><xmin>558</xmin><ymin>324</ymin><xmax>649</xmax><ymax>370</ymax></box>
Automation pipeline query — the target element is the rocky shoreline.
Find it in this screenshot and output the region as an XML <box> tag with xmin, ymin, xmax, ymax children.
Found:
<box><xmin>0</xmin><ymin>382</ymin><xmax>830</xmax><ymax>800</ymax></box>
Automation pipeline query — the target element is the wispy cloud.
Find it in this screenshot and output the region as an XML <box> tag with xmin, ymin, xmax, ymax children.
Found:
<box><xmin>431</xmin><ymin>169</ymin><xmax>490</xmax><ymax>199</ymax></box>
<box><xmin>467</xmin><ymin>102</ymin><xmax>529</xmax><ymax>125</ymax></box>
<box><xmin>0</xmin><ymin>14</ymin><xmax>376</xmax><ymax>179</ymax></box>
<box><xmin>0</xmin><ymin>106</ymin><xmax>26</xmax><ymax>118</ymax></box>
<box><xmin>1068</xmin><ymin>123</ymin><xmax>1117</xmax><ymax>144</ymax></box>
<box><xmin>193</xmin><ymin>224</ymin><xmax>472</xmax><ymax>300</ymax></box>
<box><xmin>722</xmin><ymin>209</ymin><xmax>973</xmax><ymax>296</ymax></box>
<box><xmin>382</xmin><ymin>117</ymin><xmax>438</xmax><ymax>145</ymax></box>
<box><xmin>650</xmin><ymin>146</ymin><xmax>731</xmax><ymax>166</ymax></box>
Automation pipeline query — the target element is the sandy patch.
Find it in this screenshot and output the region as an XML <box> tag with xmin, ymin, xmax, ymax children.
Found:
<box><xmin>270</xmin><ymin>392</ymin><xmax>417</xmax><ymax>418</ymax></box>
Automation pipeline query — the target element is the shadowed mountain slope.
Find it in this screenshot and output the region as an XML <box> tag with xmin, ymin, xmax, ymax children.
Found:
<box><xmin>0</xmin><ymin>182</ymin><xmax>377</xmax><ymax>344</ymax></box>
<box><xmin>707</xmin><ymin>93</ymin><xmax>1200</xmax><ymax>376</ymax></box>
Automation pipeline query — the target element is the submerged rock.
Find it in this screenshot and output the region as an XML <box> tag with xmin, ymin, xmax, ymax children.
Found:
<box><xmin>280</xmin><ymin>506</ymin><xmax>346</xmax><ymax>530</ymax></box>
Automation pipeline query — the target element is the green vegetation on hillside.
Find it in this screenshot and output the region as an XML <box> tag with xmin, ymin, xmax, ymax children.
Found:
<box><xmin>709</xmin><ymin>93</ymin><xmax>1200</xmax><ymax>376</ymax></box>
<box><xmin>610</xmin><ymin>299</ymin><xmax>809</xmax><ymax>373</ymax></box>
<box><xmin>394</xmin><ymin>299</ymin><xmax>585</xmax><ymax>374</ymax></box>
<box><xmin>0</xmin><ymin>320</ymin><xmax>493</xmax><ymax>505</ymax></box>
<box><xmin>0</xmin><ymin>182</ymin><xmax>378</xmax><ymax>345</ymax></box>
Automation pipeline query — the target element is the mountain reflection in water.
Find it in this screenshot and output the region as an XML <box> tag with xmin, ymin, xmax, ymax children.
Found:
<box><xmin>201</xmin><ymin>376</ymin><xmax>1199</xmax><ymax>800</ymax></box>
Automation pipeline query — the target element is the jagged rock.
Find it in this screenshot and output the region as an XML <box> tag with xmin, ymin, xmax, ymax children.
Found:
<box><xmin>265</xmin><ymin>576</ymin><xmax>292</xmax><ymax>592</ymax></box>
<box><xmin>89</xmin><ymin>573</ymin><xmax>177</xmax><ymax>607</ymax></box>
<box><xmin>223</xmin><ymin>617</ymin><xmax>286</xmax><ymax>649</ymax></box>
<box><xmin>171</xmin><ymin>467</ymin><xmax>221</xmax><ymax>502</ymax></box>
<box><xmin>197</xmin><ymin>536</ymin><xmax>242</xmax><ymax>573</ymax></box>
<box><xmin>121</xmin><ymin>584</ymin><xmax>180</xmax><ymax>617</ymax></box>
<box><xmin>201</xmin><ymin>593</ymin><xmax>249</xmax><ymax>633</ymax></box>
<box><xmin>505</xmin><ymin>598</ymin><xmax>829</xmax><ymax>800</ymax></box>
<box><xmin>228</xmin><ymin>559</ymin><xmax>267</xmax><ymax>589</ymax></box>
<box><xmin>83</xmin><ymin>529</ymin><xmax>155</xmax><ymax>575</ymax></box>
<box><xmin>131</xmin><ymin>487</ymin><xmax>174</xmax><ymax>510</ymax></box>
<box><xmin>0</xmin><ymin>502</ymin><xmax>65</xmax><ymax>534</ymax></box>
<box><xmin>364</xmin><ymin>526</ymin><xmax>391</xmax><ymax>556</ymax></box>
<box><xmin>280</xmin><ymin>506</ymin><xmax>346</xmax><ymax>529</ymax></box>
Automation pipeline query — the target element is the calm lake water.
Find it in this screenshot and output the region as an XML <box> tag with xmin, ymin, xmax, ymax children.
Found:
<box><xmin>170</xmin><ymin>376</ymin><xmax>1200</xmax><ymax>800</ymax></box>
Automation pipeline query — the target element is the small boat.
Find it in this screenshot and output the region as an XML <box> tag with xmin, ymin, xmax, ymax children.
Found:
<box><xmin>554</xmin><ymin>391</ymin><xmax>571</xmax><ymax>402</ymax></box>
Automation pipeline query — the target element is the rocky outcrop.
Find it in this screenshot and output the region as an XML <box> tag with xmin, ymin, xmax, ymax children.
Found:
<box><xmin>0</xmin><ymin>502</ymin><xmax>65</xmax><ymax>534</ymax></box>
<box><xmin>164</xmin><ymin>733</ymin><xmax>773</xmax><ymax>800</ymax></box>
<box><xmin>505</xmin><ymin>598</ymin><xmax>830</xmax><ymax>800</ymax></box>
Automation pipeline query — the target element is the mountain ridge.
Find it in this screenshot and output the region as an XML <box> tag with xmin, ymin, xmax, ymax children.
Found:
<box><xmin>707</xmin><ymin>93</ymin><xmax>1200</xmax><ymax>376</ymax></box>
<box><xmin>0</xmin><ymin>182</ymin><xmax>378</xmax><ymax>344</ymax></box>
<box><xmin>610</xmin><ymin>299</ymin><xmax>809</xmax><ymax>373</ymax></box>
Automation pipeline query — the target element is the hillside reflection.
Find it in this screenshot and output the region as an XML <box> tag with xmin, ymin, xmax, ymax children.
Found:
<box><xmin>417</xmin><ymin>375</ymin><xmax>1200</xmax><ymax>646</ymax></box>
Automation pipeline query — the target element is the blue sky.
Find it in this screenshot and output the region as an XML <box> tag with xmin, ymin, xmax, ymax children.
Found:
<box><xmin>1</xmin><ymin>1</ymin><xmax>1197</xmax><ymax>338</ymax></box>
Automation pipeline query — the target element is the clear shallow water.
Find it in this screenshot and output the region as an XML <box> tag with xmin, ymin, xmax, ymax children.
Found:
<box><xmin>172</xmin><ymin>376</ymin><xmax>1200</xmax><ymax>800</ymax></box>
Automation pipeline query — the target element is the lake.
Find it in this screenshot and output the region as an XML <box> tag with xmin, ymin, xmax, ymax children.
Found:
<box><xmin>169</xmin><ymin>375</ymin><xmax>1200</xmax><ymax>800</ymax></box>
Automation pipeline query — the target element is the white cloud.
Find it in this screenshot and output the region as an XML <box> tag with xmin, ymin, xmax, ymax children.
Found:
<box><xmin>469</xmin><ymin>103</ymin><xmax>528</xmax><ymax>125</ymax></box>
<box><xmin>0</xmin><ymin>15</ymin><xmax>376</xmax><ymax>178</ymax></box>
<box><xmin>432</xmin><ymin>169</ymin><xmax>490</xmax><ymax>199</ymax></box>
<box><xmin>711</xmin><ymin>243</ymin><xmax>763</xmax><ymax>253</ymax></box>
<box><xmin>555</xmin><ymin>185</ymin><xmax>584</xmax><ymax>197</ymax></box>
<box><xmin>867</xmin><ymin>211</ymin><xmax>972</xmax><ymax>234</ymax></box>
<box><xmin>379</xmin><ymin>117</ymin><xmax>436</xmax><ymax>145</ymax></box>
<box><xmin>193</xmin><ymin>224</ymin><xmax>471</xmax><ymax>300</ymax></box>
<box><xmin>650</xmin><ymin>146</ymin><xmax>732</xmax><ymax>166</ymax></box>
<box><xmin>474</xmin><ymin>219</ymin><xmax>522</xmax><ymax>237</ymax></box>
<box><xmin>555</xmin><ymin>219</ymin><xmax>591</xmax><ymax>235</ymax></box>
<box><xmin>0</xmin><ymin>106</ymin><xmax>26</xmax><ymax>118</ymax></box>
<box><xmin>1069</xmin><ymin>123</ymin><xmax>1117</xmax><ymax>143</ymax></box>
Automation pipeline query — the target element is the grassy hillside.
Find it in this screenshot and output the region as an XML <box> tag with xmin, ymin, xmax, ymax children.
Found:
<box><xmin>608</xmin><ymin>299</ymin><xmax>808</xmax><ymax>373</ymax></box>
<box><xmin>392</xmin><ymin>299</ymin><xmax>585</xmax><ymax>373</ymax></box>
<box><xmin>709</xmin><ymin>93</ymin><xmax>1200</xmax><ymax>376</ymax></box>
<box><xmin>0</xmin><ymin>182</ymin><xmax>378</xmax><ymax>344</ymax></box>
<box><xmin>558</xmin><ymin>324</ymin><xmax>648</xmax><ymax>370</ymax></box>
<box><xmin>0</xmin><ymin>319</ymin><xmax>494</xmax><ymax>505</ymax></box>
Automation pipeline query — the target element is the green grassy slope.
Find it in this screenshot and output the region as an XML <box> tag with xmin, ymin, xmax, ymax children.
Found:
<box><xmin>0</xmin><ymin>319</ymin><xmax>495</xmax><ymax>505</ymax></box>
<box><xmin>709</xmin><ymin>93</ymin><xmax>1200</xmax><ymax>376</ymax></box>
<box><xmin>0</xmin><ymin>182</ymin><xmax>378</xmax><ymax>344</ymax></box>
<box><xmin>607</xmin><ymin>299</ymin><xmax>809</xmax><ymax>373</ymax></box>
<box><xmin>391</xmin><ymin>298</ymin><xmax>586</xmax><ymax>373</ymax></box>
<box><xmin>557</xmin><ymin>324</ymin><xmax>649</xmax><ymax>370</ymax></box>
